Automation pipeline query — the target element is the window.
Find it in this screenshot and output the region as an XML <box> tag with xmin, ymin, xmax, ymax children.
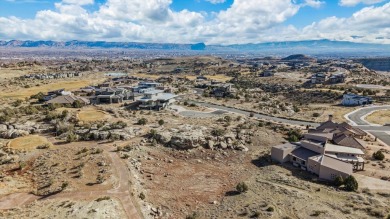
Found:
<box><xmin>292</xmin><ymin>157</ymin><xmax>296</xmax><ymax>161</ymax></box>
<box><xmin>301</xmin><ymin>161</ymin><xmax>306</xmax><ymax>165</ymax></box>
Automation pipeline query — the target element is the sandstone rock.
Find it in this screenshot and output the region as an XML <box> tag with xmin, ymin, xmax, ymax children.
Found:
<box><xmin>155</xmin><ymin>132</ymin><xmax>172</xmax><ymax>144</ymax></box>
<box><xmin>0</xmin><ymin>124</ymin><xmax>7</xmax><ymax>133</ymax></box>
<box><xmin>219</xmin><ymin>141</ymin><xmax>228</xmax><ymax>149</ymax></box>
<box><xmin>207</xmin><ymin>140</ymin><xmax>215</xmax><ymax>150</ymax></box>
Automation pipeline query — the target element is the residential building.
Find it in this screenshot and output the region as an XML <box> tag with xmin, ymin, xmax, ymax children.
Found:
<box><xmin>259</xmin><ymin>71</ymin><xmax>275</xmax><ymax>77</ymax></box>
<box><xmin>211</xmin><ymin>83</ymin><xmax>232</xmax><ymax>98</ymax></box>
<box><xmin>311</xmin><ymin>73</ymin><xmax>327</xmax><ymax>84</ymax></box>
<box><xmin>95</xmin><ymin>87</ymin><xmax>132</xmax><ymax>104</ymax></box>
<box><xmin>329</xmin><ymin>72</ymin><xmax>346</xmax><ymax>84</ymax></box>
<box><xmin>47</xmin><ymin>95</ymin><xmax>89</xmax><ymax>106</ymax></box>
<box><xmin>271</xmin><ymin>116</ymin><xmax>367</xmax><ymax>181</ymax></box>
<box><xmin>342</xmin><ymin>93</ymin><xmax>373</xmax><ymax>106</ymax></box>
<box><xmin>137</xmin><ymin>90</ymin><xmax>177</xmax><ymax>110</ymax></box>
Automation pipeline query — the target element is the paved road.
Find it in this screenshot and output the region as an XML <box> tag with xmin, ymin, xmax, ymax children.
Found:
<box><xmin>346</xmin><ymin>105</ymin><xmax>390</xmax><ymax>126</ymax></box>
<box><xmin>185</xmin><ymin>99</ymin><xmax>390</xmax><ymax>146</ymax></box>
<box><xmin>189</xmin><ymin>100</ymin><xmax>318</xmax><ymax>127</ymax></box>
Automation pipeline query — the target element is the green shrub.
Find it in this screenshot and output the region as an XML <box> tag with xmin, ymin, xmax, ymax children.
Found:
<box><xmin>139</xmin><ymin>192</ymin><xmax>145</xmax><ymax>200</ymax></box>
<box><xmin>158</xmin><ymin>119</ymin><xmax>165</xmax><ymax>126</ymax></box>
<box><xmin>72</xmin><ymin>100</ymin><xmax>83</xmax><ymax>108</ymax></box>
<box><xmin>66</xmin><ymin>132</ymin><xmax>78</xmax><ymax>143</ymax></box>
<box><xmin>95</xmin><ymin>196</ymin><xmax>111</xmax><ymax>202</ymax></box>
<box><xmin>373</xmin><ymin>151</ymin><xmax>385</xmax><ymax>161</ymax></box>
<box><xmin>211</xmin><ymin>128</ymin><xmax>226</xmax><ymax>137</ymax></box>
<box><xmin>185</xmin><ymin>212</ymin><xmax>200</xmax><ymax>219</ymax></box>
<box><xmin>334</xmin><ymin>175</ymin><xmax>344</xmax><ymax>187</ymax></box>
<box><xmin>266</xmin><ymin>206</ymin><xmax>274</xmax><ymax>212</ymax></box>
<box><xmin>344</xmin><ymin>175</ymin><xmax>358</xmax><ymax>192</ymax></box>
<box><xmin>236</xmin><ymin>182</ymin><xmax>249</xmax><ymax>193</ymax></box>
<box><xmin>312</xmin><ymin>112</ymin><xmax>320</xmax><ymax>117</ymax></box>
<box><xmin>138</xmin><ymin>118</ymin><xmax>147</xmax><ymax>125</ymax></box>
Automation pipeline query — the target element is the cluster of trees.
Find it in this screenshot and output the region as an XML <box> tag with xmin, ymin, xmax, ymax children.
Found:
<box><xmin>334</xmin><ymin>175</ymin><xmax>358</xmax><ymax>192</ymax></box>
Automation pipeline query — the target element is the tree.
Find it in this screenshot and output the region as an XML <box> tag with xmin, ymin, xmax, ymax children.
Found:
<box><xmin>287</xmin><ymin>129</ymin><xmax>302</xmax><ymax>142</ymax></box>
<box><xmin>334</xmin><ymin>175</ymin><xmax>344</xmax><ymax>187</ymax></box>
<box><xmin>72</xmin><ymin>100</ymin><xmax>83</xmax><ymax>108</ymax></box>
<box><xmin>236</xmin><ymin>182</ymin><xmax>249</xmax><ymax>193</ymax></box>
<box><xmin>373</xmin><ymin>150</ymin><xmax>385</xmax><ymax>161</ymax></box>
<box><xmin>344</xmin><ymin>175</ymin><xmax>358</xmax><ymax>192</ymax></box>
<box><xmin>158</xmin><ymin>119</ymin><xmax>165</xmax><ymax>126</ymax></box>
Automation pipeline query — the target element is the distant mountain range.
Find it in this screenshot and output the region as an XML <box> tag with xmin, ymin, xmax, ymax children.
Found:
<box><xmin>1</xmin><ymin>39</ymin><xmax>390</xmax><ymax>55</ymax></box>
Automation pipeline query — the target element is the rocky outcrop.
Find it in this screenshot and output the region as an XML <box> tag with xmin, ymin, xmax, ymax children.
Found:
<box><xmin>154</xmin><ymin>125</ymin><xmax>250</xmax><ymax>152</ymax></box>
<box><xmin>0</xmin><ymin>122</ymin><xmax>50</xmax><ymax>139</ymax></box>
<box><xmin>71</xmin><ymin>126</ymin><xmax>142</xmax><ymax>141</ymax></box>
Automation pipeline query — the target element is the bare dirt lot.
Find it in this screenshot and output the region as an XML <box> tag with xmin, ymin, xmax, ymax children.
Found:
<box><xmin>77</xmin><ymin>107</ymin><xmax>112</xmax><ymax>122</ymax></box>
<box><xmin>7</xmin><ymin>135</ymin><xmax>53</xmax><ymax>151</ymax></box>
<box><xmin>366</xmin><ymin>110</ymin><xmax>390</xmax><ymax>125</ymax></box>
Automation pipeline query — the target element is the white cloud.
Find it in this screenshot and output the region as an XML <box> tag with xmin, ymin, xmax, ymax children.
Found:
<box><xmin>339</xmin><ymin>0</ymin><xmax>385</xmax><ymax>7</ymax></box>
<box><xmin>0</xmin><ymin>0</ymin><xmax>389</xmax><ymax>44</ymax></box>
<box><xmin>62</xmin><ymin>0</ymin><xmax>94</xmax><ymax>5</ymax></box>
<box><xmin>302</xmin><ymin>2</ymin><xmax>390</xmax><ymax>43</ymax></box>
<box><xmin>304</xmin><ymin>0</ymin><xmax>325</xmax><ymax>8</ymax></box>
<box><xmin>205</xmin><ymin>0</ymin><xmax>226</xmax><ymax>4</ymax></box>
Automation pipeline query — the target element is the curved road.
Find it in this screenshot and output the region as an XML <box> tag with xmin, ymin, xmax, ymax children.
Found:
<box><xmin>186</xmin><ymin>100</ymin><xmax>318</xmax><ymax>127</ymax></box>
<box><xmin>346</xmin><ymin>105</ymin><xmax>390</xmax><ymax>126</ymax></box>
<box><xmin>183</xmin><ymin>97</ymin><xmax>390</xmax><ymax>146</ymax></box>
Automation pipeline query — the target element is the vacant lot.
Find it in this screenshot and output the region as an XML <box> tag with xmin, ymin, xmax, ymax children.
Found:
<box><xmin>0</xmin><ymin>80</ymin><xmax>98</xmax><ymax>99</ymax></box>
<box><xmin>7</xmin><ymin>135</ymin><xmax>52</xmax><ymax>151</ymax></box>
<box><xmin>366</xmin><ymin>110</ymin><xmax>390</xmax><ymax>125</ymax></box>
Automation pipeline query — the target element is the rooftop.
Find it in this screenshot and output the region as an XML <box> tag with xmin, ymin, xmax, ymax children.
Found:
<box><xmin>321</xmin><ymin>155</ymin><xmax>353</xmax><ymax>174</ymax></box>
<box><xmin>325</xmin><ymin>143</ymin><xmax>365</xmax><ymax>155</ymax></box>
<box><xmin>291</xmin><ymin>147</ymin><xmax>320</xmax><ymax>161</ymax></box>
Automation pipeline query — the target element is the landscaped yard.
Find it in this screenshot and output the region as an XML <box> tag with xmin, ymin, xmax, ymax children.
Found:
<box><xmin>366</xmin><ymin>110</ymin><xmax>390</xmax><ymax>125</ymax></box>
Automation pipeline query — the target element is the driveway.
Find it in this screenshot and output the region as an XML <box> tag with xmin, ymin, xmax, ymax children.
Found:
<box><xmin>354</xmin><ymin>174</ymin><xmax>390</xmax><ymax>192</ymax></box>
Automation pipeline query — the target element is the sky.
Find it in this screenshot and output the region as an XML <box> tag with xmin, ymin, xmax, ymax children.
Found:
<box><xmin>0</xmin><ymin>0</ymin><xmax>389</xmax><ymax>44</ymax></box>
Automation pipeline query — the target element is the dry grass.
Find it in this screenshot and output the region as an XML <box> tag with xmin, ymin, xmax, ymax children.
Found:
<box><xmin>7</xmin><ymin>135</ymin><xmax>53</xmax><ymax>151</ymax></box>
<box><xmin>366</xmin><ymin>110</ymin><xmax>390</xmax><ymax>125</ymax></box>
<box><xmin>77</xmin><ymin>108</ymin><xmax>111</xmax><ymax>122</ymax></box>
<box><xmin>0</xmin><ymin>79</ymin><xmax>100</xmax><ymax>99</ymax></box>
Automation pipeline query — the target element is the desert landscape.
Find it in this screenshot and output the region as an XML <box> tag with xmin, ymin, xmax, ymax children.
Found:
<box><xmin>0</xmin><ymin>53</ymin><xmax>389</xmax><ymax>219</ymax></box>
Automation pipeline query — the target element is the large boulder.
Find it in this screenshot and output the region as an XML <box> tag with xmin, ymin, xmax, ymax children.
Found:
<box><xmin>0</xmin><ymin>124</ymin><xmax>7</xmax><ymax>133</ymax></box>
<box><xmin>155</xmin><ymin>132</ymin><xmax>172</xmax><ymax>144</ymax></box>
<box><xmin>169</xmin><ymin>127</ymin><xmax>207</xmax><ymax>150</ymax></box>
<box><xmin>10</xmin><ymin>130</ymin><xmax>29</xmax><ymax>139</ymax></box>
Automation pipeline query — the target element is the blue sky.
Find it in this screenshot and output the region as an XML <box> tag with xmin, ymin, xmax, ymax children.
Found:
<box><xmin>0</xmin><ymin>0</ymin><xmax>389</xmax><ymax>44</ymax></box>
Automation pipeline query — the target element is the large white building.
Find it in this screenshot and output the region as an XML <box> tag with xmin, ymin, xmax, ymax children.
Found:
<box><xmin>341</xmin><ymin>93</ymin><xmax>373</xmax><ymax>106</ymax></box>
<box><xmin>138</xmin><ymin>90</ymin><xmax>177</xmax><ymax>110</ymax></box>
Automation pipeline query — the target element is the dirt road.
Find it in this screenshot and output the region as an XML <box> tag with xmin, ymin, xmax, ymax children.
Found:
<box><xmin>0</xmin><ymin>145</ymin><xmax>142</xmax><ymax>219</ymax></box>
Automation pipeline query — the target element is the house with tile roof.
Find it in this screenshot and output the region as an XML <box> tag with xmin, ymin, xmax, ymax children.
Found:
<box><xmin>271</xmin><ymin>116</ymin><xmax>366</xmax><ymax>181</ymax></box>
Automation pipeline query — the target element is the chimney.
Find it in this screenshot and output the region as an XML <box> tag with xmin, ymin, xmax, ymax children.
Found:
<box><xmin>328</xmin><ymin>115</ymin><xmax>333</xmax><ymax>122</ymax></box>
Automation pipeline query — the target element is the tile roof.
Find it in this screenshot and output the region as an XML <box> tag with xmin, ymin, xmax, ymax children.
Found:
<box><xmin>333</xmin><ymin>134</ymin><xmax>366</xmax><ymax>149</ymax></box>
